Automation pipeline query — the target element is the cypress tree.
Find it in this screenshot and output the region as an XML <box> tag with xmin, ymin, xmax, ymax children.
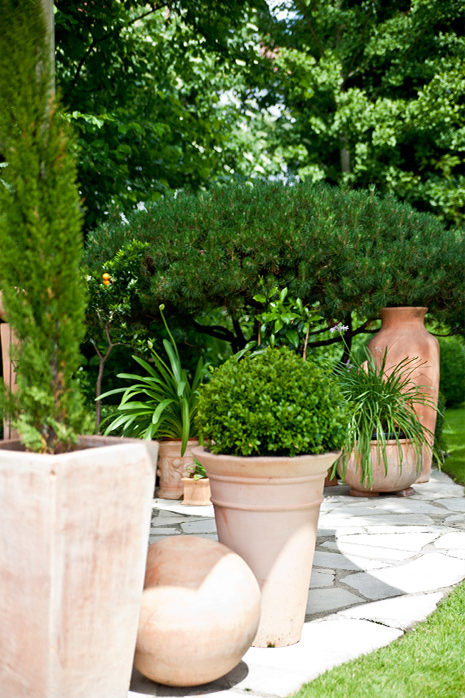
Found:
<box><xmin>0</xmin><ymin>0</ymin><xmax>87</xmax><ymax>452</ymax></box>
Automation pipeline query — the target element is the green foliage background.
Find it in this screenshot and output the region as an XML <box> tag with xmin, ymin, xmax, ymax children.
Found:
<box><xmin>55</xmin><ymin>0</ymin><xmax>465</xmax><ymax>229</ymax></box>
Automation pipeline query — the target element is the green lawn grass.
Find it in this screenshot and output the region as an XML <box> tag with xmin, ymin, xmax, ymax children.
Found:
<box><xmin>291</xmin><ymin>405</ymin><xmax>465</xmax><ymax>698</ymax></box>
<box><xmin>442</xmin><ymin>405</ymin><xmax>465</xmax><ymax>486</ymax></box>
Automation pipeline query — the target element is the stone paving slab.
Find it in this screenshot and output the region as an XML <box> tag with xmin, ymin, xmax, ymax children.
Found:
<box><xmin>338</xmin><ymin>591</ymin><xmax>444</xmax><ymax>630</ymax></box>
<box><xmin>131</xmin><ymin>469</ymin><xmax>465</xmax><ymax>698</ymax></box>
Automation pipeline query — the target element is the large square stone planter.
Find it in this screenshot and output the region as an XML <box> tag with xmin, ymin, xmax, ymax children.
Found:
<box><xmin>0</xmin><ymin>435</ymin><xmax>157</xmax><ymax>698</ymax></box>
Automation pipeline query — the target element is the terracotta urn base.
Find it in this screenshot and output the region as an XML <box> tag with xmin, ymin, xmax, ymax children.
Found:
<box><xmin>181</xmin><ymin>477</ymin><xmax>211</xmax><ymax>505</ymax></box>
<box><xmin>342</xmin><ymin>439</ymin><xmax>419</xmax><ymax>497</ymax></box>
<box><xmin>134</xmin><ymin>536</ymin><xmax>261</xmax><ymax>687</ymax></box>
<box><xmin>156</xmin><ymin>439</ymin><xmax>199</xmax><ymax>499</ymax></box>
<box><xmin>192</xmin><ymin>446</ymin><xmax>339</xmax><ymax>647</ymax></box>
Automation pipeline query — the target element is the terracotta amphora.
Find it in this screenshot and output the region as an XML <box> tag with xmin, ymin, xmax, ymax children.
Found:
<box><xmin>156</xmin><ymin>439</ymin><xmax>199</xmax><ymax>499</ymax></box>
<box><xmin>192</xmin><ymin>446</ymin><xmax>339</xmax><ymax>647</ymax></box>
<box><xmin>368</xmin><ymin>307</ymin><xmax>439</xmax><ymax>483</ymax></box>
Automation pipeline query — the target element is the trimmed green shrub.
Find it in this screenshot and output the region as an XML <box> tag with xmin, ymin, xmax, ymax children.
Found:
<box><xmin>196</xmin><ymin>347</ymin><xmax>350</xmax><ymax>457</ymax></box>
<box><xmin>84</xmin><ymin>180</ymin><xmax>465</xmax><ymax>352</ymax></box>
<box><xmin>0</xmin><ymin>0</ymin><xmax>87</xmax><ymax>452</ymax></box>
<box><xmin>439</xmin><ymin>337</ymin><xmax>465</xmax><ymax>407</ymax></box>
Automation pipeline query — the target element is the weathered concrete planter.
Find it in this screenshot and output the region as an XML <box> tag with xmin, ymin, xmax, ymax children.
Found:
<box><xmin>192</xmin><ymin>446</ymin><xmax>339</xmax><ymax>647</ymax></box>
<box><xmin>0</xmin><ymin>435</ymin><xmax>157</xmax><ymax>698</ymax></box>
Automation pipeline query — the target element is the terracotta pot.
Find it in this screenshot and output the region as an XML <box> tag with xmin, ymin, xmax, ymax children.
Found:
<box><xmin>181</xmin><ymin>476</ymin><xmax>211</xmax><ymax>505</ymax></box>
<box><xmin>368</xmin><ymin>307</ymin><xmax>439</xmax><ymax>483</ymax></box>
<box><xmin>0</xmin><ymin>435</ymin><xmax>156</xmax><ymax>698</ymax></box>
<box><xmin>0</xmin><ymin>291</ymin><xmax>6</xmax><ymax>320</ymax></box>
<box><xmin>0</xmin><ymin>321</ymin><xmax>19</xmax><ymax>440</ymax></box>
<box><xmin>134</xmin><ymin>536</ymin><xmax>260</xmax><ymax>686</ymax></box>
<box><xmin>192</xmin><ymin>446</ymin><xmax>339</xmax><ymax>647</ymax></box>
<box><xmin>156</xmin><ymin>439</ymin><xmax>199</xmax><ymax>499</ymax></box>
<box><xmin>341</xmin><ymin>439</ymin><xmax>418</xmax><ymax>496</ymax></box>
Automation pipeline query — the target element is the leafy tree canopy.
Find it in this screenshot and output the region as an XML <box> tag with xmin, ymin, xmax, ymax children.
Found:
<box><xmin>254</xmin><ymin>0</ymin><xmax>465</xmax><ymax>226</ymax></box>
<box><xmin>55</xmin><ymin>0</ymin><xmax>268</xmax><ymax>229</ymax></box>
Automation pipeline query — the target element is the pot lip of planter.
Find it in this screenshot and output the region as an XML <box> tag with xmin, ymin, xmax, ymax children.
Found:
<box><xmin>193</xmin><ymin>446</ymin><xmax>341</xmax><ymax>466</ymax></box>
<box><xmin>181</xmin><ymin>476</ymin><xmax>210</xmax><ymax>483</ymax></box>
<box><xmin>368</xmin><ymin>438</ymin><xmax>411</xmax><ymax>445</ymax></box>
<box><xmin>158</xmin><ymin>438</ymin><xmax>199</xmax><ymax>451</ymax></box>
<box><xmin>380</xmin><ymin>306</ymin><xmax>428</xmax><ymax>311</ymax></box>
<box><xmin>192</xmin><ymin>446</ymin><xmax>340</xmax><ymax>478</ymax></box>
<box><xmin>0</xmin><ymin>435</ymin><xmax>157</xmax><ymax>466</ymax></box>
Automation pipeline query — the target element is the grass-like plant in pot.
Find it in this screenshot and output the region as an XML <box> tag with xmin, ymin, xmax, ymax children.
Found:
<box><xmin>193</xmin><ymin>347</ymin><xmax>350</xmax><ymax>647</ymax></box>
<box><xmin>0</xmin><ymin>3</ymin><xmax>155</xmax><ymax>696</ymax></box>
<box><xmin>99</xmin><ymin>304</ymin><xmax>206</xmax><ymax>498</ymax></box>
<box><xmin>332</xmin><ymin>347</ymin><xmax>441</xmax><ymax>497</ymax></box>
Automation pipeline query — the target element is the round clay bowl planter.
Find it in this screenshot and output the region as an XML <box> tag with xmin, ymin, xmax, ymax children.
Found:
<box><xmin>368</xmin><ymin>307</ymin><xmax>439</xmax><ymax>483</ymax></box>
<box><xmin>342</xmin><ymin>439</ymin><xmax>419</xmax><ymax>496</ymax></box>
<box><xmin>156</xmin><ymin>439</ymin><xmax>199</xmax><ymax>499</ymax></box>
<box><xmin>181</xmin><ymin>477</ymin><xmax>211</xmax><ymax>505</ymax></box>
<box><xmin>134</xmin><ymin>536</ymin><xmax>261</xmax><ymax>687</ymax></box>
<box><xmin>192</xmin><ymin>446</ymin><xmax>339</xmax><ymax>647</ymax></box>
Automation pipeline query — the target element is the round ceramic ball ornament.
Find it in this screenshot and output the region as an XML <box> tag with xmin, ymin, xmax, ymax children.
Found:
<box><xmin>134</xmin><ymin>535</ymin><xmax>261</xmax><ymax>687</ymax></box>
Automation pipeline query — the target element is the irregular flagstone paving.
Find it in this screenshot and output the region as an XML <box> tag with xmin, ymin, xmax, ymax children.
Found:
<box><xmin>129</xmin><ymin>469</ymin><xmax>465</xmax><ymax>698</ymax></box>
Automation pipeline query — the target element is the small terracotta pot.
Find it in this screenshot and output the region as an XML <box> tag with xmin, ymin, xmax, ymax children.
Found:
<box><xmin>156</xmin><ymin>439</ymin><xmax>199</xmax><ymax>499</ymax></box>
<box><xmin>192</xmin><ymin>446</ymin><xmax>339</xmax><ymax>647</ymax></box>
<box><xmin>181</xmin><ymin>476</ymin><xmax>211</xmax><ymax>505</ymax></box>
<box><xmin>368</xmin><ymin>307</ymin><xmax>439</xmax><ymax>483</ymax></box>
<box><xmin>341</xmin><ymin>439</ymin><xmax>418</xmax><ymax>496</ymax></box>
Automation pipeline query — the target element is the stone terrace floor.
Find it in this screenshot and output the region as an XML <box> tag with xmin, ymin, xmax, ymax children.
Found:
<box><xmin>129</xmin><ymin>469</ymin><xmax>465</xmax><ymax>698</ymax></box>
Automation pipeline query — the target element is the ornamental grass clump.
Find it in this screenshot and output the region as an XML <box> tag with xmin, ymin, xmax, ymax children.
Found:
<box><xmin>333</xmin><ymin>349</ymin><xmax>441</xmax><ymax>486</ymax></box>
<box><xmin>196</xmin><ymin>347</ymin><xmax>350</xmax><ymax>457</ymax></box>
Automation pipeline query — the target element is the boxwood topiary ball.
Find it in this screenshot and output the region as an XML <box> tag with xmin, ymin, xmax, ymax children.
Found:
<box><xmin>196</xmin><ymin>347</ymin><xmax>350</xmax><ymax>457</ymax></box>
<box><xmin>134</xmin><ymin>536</ymin><xmax>261</xmax><ymax>687</ymax></box>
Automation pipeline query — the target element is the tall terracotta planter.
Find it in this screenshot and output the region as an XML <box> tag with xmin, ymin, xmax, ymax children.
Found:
<box><xmin>342</xmin><ymin>439</ymin><xmax>418</xmax><ymax>496</ymax></box>
<box><xmin>156</xmin><ymin>439</ymin><xmax>199</xmax><ymax>499</ymax></box>
<box><xmin>0</xmin><ymin>292</ymin><xmax>18</xmax><ymax>440</ymax></box>
<box><xmin>0</xmin><ymin>435</ymin><xmax>156</xmax><ymax>698</ymax></box>
<box><xmin>368</xmin><ymin>307</ymin><xmax>439</xmax><ymax>483</ymax></box>
<box><xmin>192</xmin><ymin>446</ymin><xmax>338</xmax><ymax>647</ymax></box>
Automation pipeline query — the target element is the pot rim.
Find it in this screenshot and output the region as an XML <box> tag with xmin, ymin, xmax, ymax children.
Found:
<box><xmin>193</xmin><ymin>446</ymin><xmax>341</xmax><ymax>466</ymax></box>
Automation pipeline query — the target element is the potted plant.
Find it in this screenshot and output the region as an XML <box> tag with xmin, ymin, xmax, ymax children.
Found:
<box><xmin>332</xmin><ymin>347</ymin><xmax>441</xmax><ymax>496</ymax></box>
<box><xmin>181</xmin><ymin>458</ymin><xmax>211</xmax><ymax>505</ymax></box>
<box><xmin>368</xmin><ymin>306</ymin><xmax>440</xmax><ymax>483</ymax></box>
<box><xmin>0</xmin><ymin>3</ymin><xmax>155</xmax><ymax>696</ymax></box>
<box><xmin>99</xmin><ymin>304</ymin><xmax>206</xmax><ymax>498</ymax></box>
<box><xmin>193</xmin><ymin>347</ymin><xmax>350</xmax><ymax>647</ymax></box>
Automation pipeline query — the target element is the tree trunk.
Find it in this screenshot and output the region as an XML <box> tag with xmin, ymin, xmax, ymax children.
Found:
<box><xmin>40</xmin><ymin>0</ymin><xmax>55</xmax><ymax>91</ymax></box>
